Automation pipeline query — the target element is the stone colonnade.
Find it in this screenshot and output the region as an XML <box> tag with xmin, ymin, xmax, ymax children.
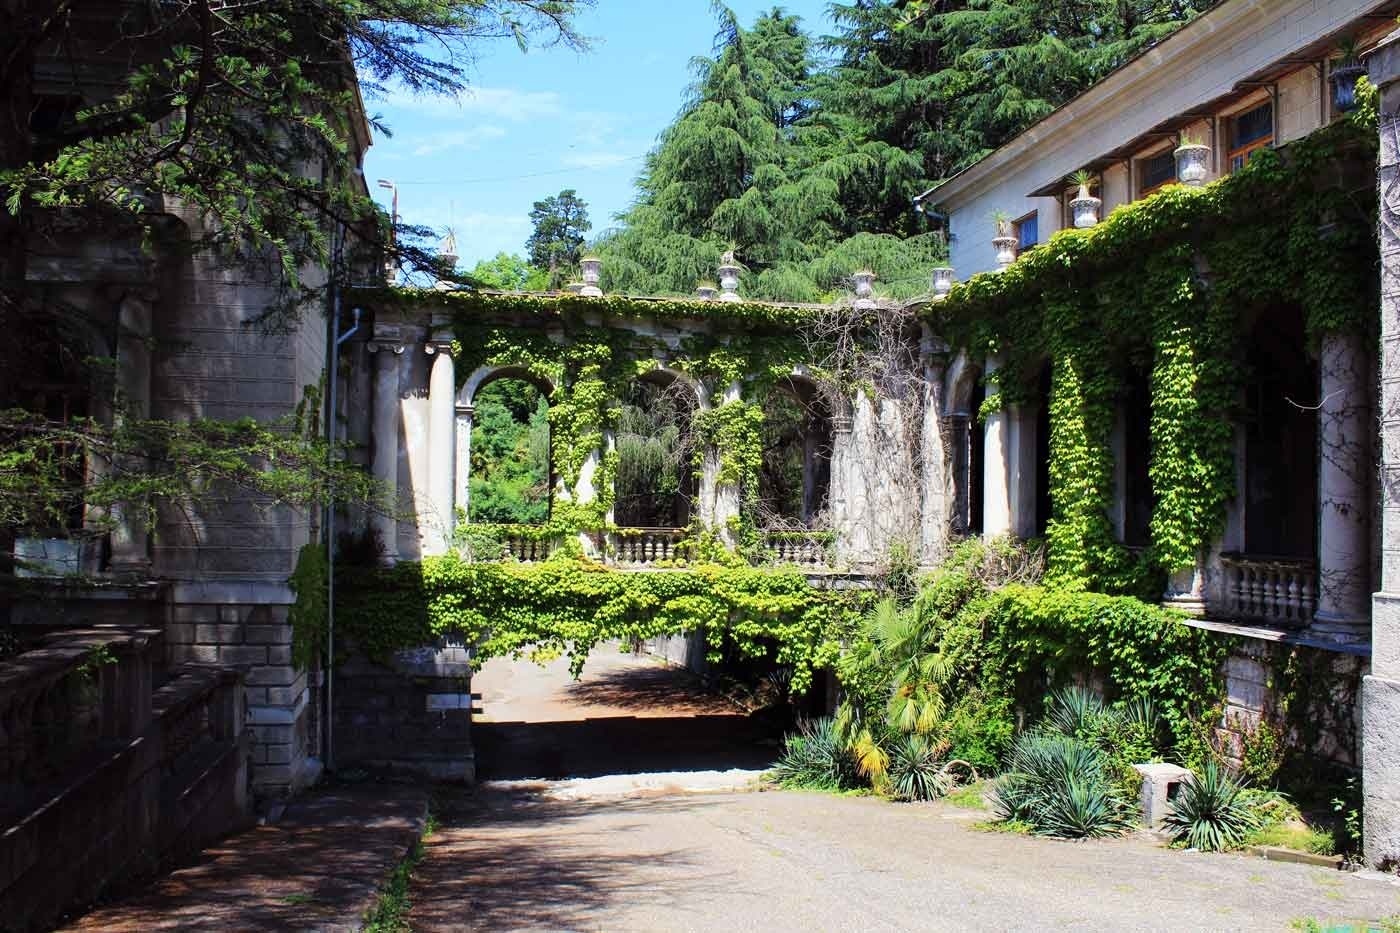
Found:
<box><xmin>361</xmin><ymin>313</ymin><xmax>948</xmax><ymax>567</ymax></box>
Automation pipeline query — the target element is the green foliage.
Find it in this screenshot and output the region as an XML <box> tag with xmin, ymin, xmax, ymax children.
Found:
<box><xmin>992</xmin><ymin>731</ymin><xmax>1135</xmax><ymax>839</ymax></box>
<box><xmin>468</xmin><ymin>252</ymin><xmax>550</xmax><ymax>292</ymax></box>
<box><xmin>527</xmin><ymin>189</ymin><xmax>591</xmax><ymax>285</ymax></box>
<box><xmin>885</xmin><ymin>733</ymin><xmax>957</xmax><ymax>802</ymax></box>
<box><xmin>935</xmin><ymin>117</ymin><xmax>1378</xmax><ymax>579</ymax></box>
<box><xmin>1162</xmin><ymin>761</ymin><xmax>1259</xmax><ymax>852</ymax></box>
<box><xmin>326</xmin><ymin>554</ymin><xmax>863</xmax><ymax>688</ymax></box>
<box><xmin>1239</xmin><ymin>719</ymin><xmax>1284</xmax><ymax>788</ymax></box>
<box><xmin>468</xmin><ymin>379</ymin><xmax>550</xmax><ymax>524</ymax></box>
<box><xmin>289</xmin><ymin>544</ymin><xmax>330</xmax><ymax>670</ymax></box>
<box><xmin>771</xmin><ymin>717</ymin><xmax>861</xmax><ymax>791</ymax></box>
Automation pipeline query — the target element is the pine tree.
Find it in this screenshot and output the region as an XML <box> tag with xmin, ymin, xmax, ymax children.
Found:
<box><xmin>526</xmin><ymin>189</ymin><xmax>592</xmax><ymax>285</ymax></box>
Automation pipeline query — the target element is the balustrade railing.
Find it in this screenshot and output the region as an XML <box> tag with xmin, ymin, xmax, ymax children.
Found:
<box><xmin>152</xmin><ymin>664</ymin><xmax>243</xmax><ymax>778</ymax></box>
<box><xmin>1217</xmin><ymin>554</ymin><xmax>1317</xmax><ymax>629</ymax></box>
<box><xmin>611</xmin><ymin>527</ymin><xmax>687</xmax><ymax>566</ymax></box>
<box><xmin>500</xmin><ymin>534</ymin><xmax>559</xmax><ymax>562</ymax></box>
<box><xmin>760</xmin><ymin>531</ymin><xmax>834</xmax><ymax>568</ymax></box>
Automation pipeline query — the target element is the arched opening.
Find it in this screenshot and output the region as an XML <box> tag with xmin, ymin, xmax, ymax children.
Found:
<box><xmin>1033</xmin><ymin>362</ymin><xmax>1052</xmax><ymax>538</ymax></box>
<box><xmin>614</xmin><ymin>369</ymin><xmax>699</xmax><ymax>529</ymax></box>
<box><xmin>1120</xmin><ymin>366</ymin><xmax>1155</xmax><ymax>548</ymax></box>
<box><xmin>467</xmin><ymin>374</ymin><xmax>552</xmax><ymax>524</ymax></box>
<box><xmin>946</xmin><ymin>360</ymin><xmax>985</xmax><ymax>538</ymax></box>
<box><xmin>756</xmin><ymin>376</ymin><xmax>831</xmax><ymax>528</ymax></box>
<box><xmin>1243</xmin><ymin>307</ymin><xmax>1317</xmax><ymax>559</ymax></box>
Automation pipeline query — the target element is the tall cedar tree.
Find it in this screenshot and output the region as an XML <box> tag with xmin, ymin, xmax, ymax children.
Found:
<box><xmin>526</xmin><ymin>188</ymin><xmax>591</xmax><ymax>285</ymax></box>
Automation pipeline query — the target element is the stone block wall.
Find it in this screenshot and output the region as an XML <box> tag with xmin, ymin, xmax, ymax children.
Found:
<box><xmin>165</xmin><ymin>582</ymin><xmax>319</xmax><ymax>798</ymax></box>
<box><xmin>1215</xmin><ymin>638</ymin><xmax>1366</xmax><ymax>771</ymax></box>
<box><xmin>332</xmin><ymin>642</ymin><xmax>475</xmax><ymax>782</ymax></box>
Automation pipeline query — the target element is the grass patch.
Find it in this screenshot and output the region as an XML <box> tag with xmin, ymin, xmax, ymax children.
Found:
<box><xmin>1289</xmin><ymin>918</ymin><xmax>1400</xmax><ymax>933</ymax></box>
<box><xmin>971</xmin><ymin>819</ymin><xmax>1033</xmax><ymax>835</ymax></box>
<box><xmin>362</xmin><ymin>810</ymin><xmax>435</xmax><ymax>933</ymax></box>
<box><xmin>944</xmin><ymin>780</ymin><xmax>990</xmax><ymax>811</ymax></box>
<box><xmin>1246</xmin><ymin>822</ymin><xmax>1337</xmax><ymax>856</ymax></box>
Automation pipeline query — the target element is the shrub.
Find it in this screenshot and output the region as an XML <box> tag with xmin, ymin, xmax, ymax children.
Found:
<box><xmin>993</xmin><ymin>732</ymin><xmax>1134</xmax><ymax>838</ymax></box>
<box><xmin>886</xmin><ymin>734</ymin><xmax>955</xmax><ymax>802</ymax></box>
<box><xmin>1162</xmin><ymin>761</ymin><xmax>1259</xmax><ymax>851</ymax></box>
<box><xmin>771</xmin><ymin>718</ymin><xmax>859</xmax><ymax>791</ymax></box>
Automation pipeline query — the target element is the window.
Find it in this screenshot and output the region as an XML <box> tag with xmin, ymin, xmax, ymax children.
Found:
<box><xmin>1140</xmin><ymin>149</ymin><xmax>1176</xmax><ymax>194</ymax></box>
<box><xmin>1228</xmin><ymin>102</ymin><xmax>1273</xmax><ymax>172</ymax></box>
<box><xmin>1015</xmin><ymin>212</ymin><xmax>1038</xmax><ymax>251</ymax></box>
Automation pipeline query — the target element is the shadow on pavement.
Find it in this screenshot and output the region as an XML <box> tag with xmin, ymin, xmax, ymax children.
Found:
<box><xmin>473</xmin><ymin>714</ymin><xmax>778</xmax><ymax>780</ymax></box>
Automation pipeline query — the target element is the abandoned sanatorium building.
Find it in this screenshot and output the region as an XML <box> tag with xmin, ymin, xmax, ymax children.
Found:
<box><xmin>10</xmin><ymin>0</ymin><xmax>1400</xmax><ymax>920</ymax></box>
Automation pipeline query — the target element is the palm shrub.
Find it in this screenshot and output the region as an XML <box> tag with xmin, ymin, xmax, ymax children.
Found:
<box><xmin>772</xmin><ymin>718</ymin><xmax>859</xmax><ymax>791</ymax></box>
<box><xmin>993</xmin><ymin>732</ymin><xmax>1135</xmax><ymax>838</ymax></box>
<box><xmin>1162</xmin><ymin>761</ymin><xmax>1260</xmax><ymax>851</ymax></box>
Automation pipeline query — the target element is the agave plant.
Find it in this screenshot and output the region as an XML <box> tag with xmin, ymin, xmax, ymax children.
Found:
<box><xmin>771</xmin><ymin>718</ymin><xmax>858</xmax><ymax>791</ymax></box>
<box><xmin>1043</xmin><ymin>685</ymin><xmax>1107</xmax><ymax>739</ymax></box>
<box><xmin>1162</xmin><ymin>762</ymin><xmax>1260</xmax><ymax>851</ymax></box>
<box><xmin>885</xmin><ymin>734</ymin><xmax>955</xmax><ymax>802</ymax></box>
<box><xmin>993</xmin><ymin>732</ymin><xmax>1134</xmax><ymax>838</ymax></box>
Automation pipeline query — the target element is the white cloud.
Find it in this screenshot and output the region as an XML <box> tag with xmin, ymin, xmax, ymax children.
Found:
<box><xmin>376</xmin><ymin>82</ymin><xmax>562</xmax><ymax>122</ymax></box>
<box><xmin>410</xmin><ymin>125</ymin><xmax>507</xmax><ymax>157</ymax></box>
<box><xmin>560</xmin><ymin>150</ymin><xmax>641</xmax><ymax>170</ymax></box>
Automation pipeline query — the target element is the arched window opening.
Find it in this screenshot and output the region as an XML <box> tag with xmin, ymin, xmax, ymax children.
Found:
<box><xmin>467</xmin><ymin>377</ymin><xmax>551</xmax><ymax>524</ymax></box>
<box><xmin>756</xmin><ymin>378</ymin><xmax>831</xmax><ymax>529</ymax></box>
<box><xmin>1121</xmin><ymin>366</ymin><xmax>1155</xmax><ymax>548</ymax></box>
<box><xmin>1034</xmin><ymin>363</ymin><xmax>1052</xmax><ymax>538</ymax></box>
<box><xmin>1244</xmin><ymin>307</ymin><xmax>1318</xmax><ymax>560</ymax></box>
<box><xmin>615</xmin><ymin>371</ymin><xmax>698</xmax><ymax>528</ymax></box>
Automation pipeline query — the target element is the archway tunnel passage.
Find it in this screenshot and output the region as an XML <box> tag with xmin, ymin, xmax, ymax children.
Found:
<box><xmin>755</xmin><ymin>376</ymin><xmax>832</xmax><ymax>530</ymax></box>
<box><xmin>469</xmin><ymin>640</ymin><xmax>833</xmax><ymax>782</ymax></box>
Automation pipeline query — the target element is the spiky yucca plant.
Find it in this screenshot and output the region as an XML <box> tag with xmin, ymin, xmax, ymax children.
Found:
<box><xmin>1162</xmin><ymin>762</ymin><xmax>1259</xmax><ymax>851</ymax></box>
<box><xmin>993</xmin><ymin>732</ymin><xmax>1134</xmax><ymax>838</ymax></box>
<box><xmin>886</xmin><ymin>734</ymin><xmax>955</xmax><ymax>802</ymax></box>
<box><xmin>771</xmin><ymin>718</ymin><xmax>859</xmax><ymax>791</ymax></box>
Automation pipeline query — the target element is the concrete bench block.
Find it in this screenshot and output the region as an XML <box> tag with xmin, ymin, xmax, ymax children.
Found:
<box><xmin>1133</xmin><ymin>762</ymin><xmax>1194</xmax><ymax>828</ymax></box>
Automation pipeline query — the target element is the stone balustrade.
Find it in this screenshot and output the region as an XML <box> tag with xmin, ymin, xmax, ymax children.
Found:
<box><xmin>0</xmin><ymin>629</ymin><xmax>251</xmax><ymax>930</ymax></box>
<box><xmin>760</xmin><ymin>531</ymin><xmax>834</xmax><ymax>568</ymax></box>
<box><xmin>500</xmin><ymin>533</ymin><xmax>559</xmax><ymax>563</ymax></box>
<box><xmin>611</xmin><ymin>528</ymin><xmax>687</xmax><ymax>566</ymax></box>
<box><xmin>1217</xmin><ymin>554</ymin><xmax>1317</xmax><ymax>629</ymax></box>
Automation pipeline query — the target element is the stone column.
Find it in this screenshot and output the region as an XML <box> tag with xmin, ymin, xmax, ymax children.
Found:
<box><xmin>919</xmin><ymin>326</ymin><xmax>950</xmax><ymax>563</ymax></box>
<box><xmin>454</xmin><ymin>405</ymin><xmax>474</xmax><ymax>524</ymax></box>
<box><xmin>368</xmin><ymin>335</ymin><xmax>404</xmax><ymax>565</ymax></box>
<box><xmin>981</xmin><ymin>356</ymin><xmax>1013</xmax><ymax>539</ymax></box>
<box><xmin>423</xmin><ymin>337</ymin><xmax>456</xmax><ymax>556</ymax></box>
<box><xmin>711</xmin><ymin>381</ymin><xmax>744</xmax><ymax>537</ymax></box>
<box><xmin>1364</xmin><ymin>32</ymin><xmax>1400</xmax><ymax>868</ymax></box>
<box><xmin>108</xmin><ymin>294</ymin><xmax>153</xmax><ymax>576</ymax></box>
<box><xmin>1313</xmin><ymin>332</ymin><xmax>1372</xmax><ymax>639</ymax></box>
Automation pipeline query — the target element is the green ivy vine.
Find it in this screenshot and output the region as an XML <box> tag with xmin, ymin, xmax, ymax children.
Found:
<box><xmin>933</xmin><ymin>102</ymin><xmax>1379</xmax><ymax>584</ymax></box>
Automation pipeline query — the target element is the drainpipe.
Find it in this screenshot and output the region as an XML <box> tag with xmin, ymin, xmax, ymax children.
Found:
<box><xmin>324</xmin><ymin>223</ymin><xmax>361</xmax><ymax>772</ymax></box>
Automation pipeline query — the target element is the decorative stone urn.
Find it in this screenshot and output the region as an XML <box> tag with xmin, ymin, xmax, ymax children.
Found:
<box><xmin>1173</xmin><ymin>142</ymin><xmax>1211</xmax><ymax>187</ymax></box>
<box><xmin>1070</xmin><ymin>189</ymin><xmax>1102</xmax><ymax>228</ymax></box>
<box><xmin>579</xmin><ymin>256</ymin><xmax>603</xmax><ymax>297</ymax></box>
<box><xmin>852</xmin><ymin>270</ymin><xmax>877</xmax><ymax>310</ymax></box>
<box><xmin>718</xmin><ymin>251</ymin><xmax>742</xmax><ymax>302</ymax></box>
<box><xmin>931</xmin><ymin>266</ymin><xmax>954</xmax><ymax>299</ymax></box>
<box><xmin>695</xmin><ymin>284</ymin><xmax>718</xmax><ymax>301</ymax></box>
<box><xmin>1331</xmin><ymin>62</ymin><xmax>1366</xmax><ymax>112</ymax></box>
<box><xmin>992</xmin><ymin>235</ymin><xmax>1018</xmax><ymax>269</ymax></box>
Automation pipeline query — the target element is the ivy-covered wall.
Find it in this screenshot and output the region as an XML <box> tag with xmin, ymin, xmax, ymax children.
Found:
<box><xmin>931</xmin><ymin>107</ymin><xmax>1379</xmax><ymax>590</ymax></box>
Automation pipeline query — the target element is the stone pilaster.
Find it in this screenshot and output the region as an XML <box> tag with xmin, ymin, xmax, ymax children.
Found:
<box><xmin>1312</xmin><ymin>332</ymin><xmax>1372</xmax><ymax>639</ymax></box>
<box><xmin>454</xmin><ymin>404</ymin><xmax>474</xmax><ymax>522</ymax></box>
<box><xmin>1364</xmin><ymin>30</ymin><xmax>1400</xmax><ymax>868</ymax></box>
<box><xmin>108</xmin><ymin>293</ymin><xmax>154</xmax><ymax>576</ymax></box>
<box><xmin>981</xmin><ymin>356</ymin><xmax>1012</xmax><ymax>539</ymax></box>
<box><xmin>919</xmin><ymin>325</ymin><xmax>950</xmax><ymax>562</ymax></box>
<box><xmin>368</xmin><ymin>331</ymin><xmax>404</xmax><ymax>565</ymax></box>
<box><xmin>711</xmin><ymin>380</ymin><xmax>744</xmax><ymax>536</ymax></box>
<box><xmin>423</xmin><ymin>334</ymin><xmax>457</xmax><ymax>556</ymax></box>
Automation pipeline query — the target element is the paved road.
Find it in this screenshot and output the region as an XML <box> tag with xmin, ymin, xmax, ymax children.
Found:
<box><xmin>410</xmin><ymin>787</ymin><xmax>1400</xmax><ymax>933</ymax></box>
<box><xmin>405</xmin><ymin>650</ymin><xmax>1400</xmax><ymax>932</ymax></box>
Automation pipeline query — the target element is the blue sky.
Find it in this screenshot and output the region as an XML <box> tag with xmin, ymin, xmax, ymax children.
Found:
<box><xmin>362</xmin><ymin>1</ymin><xmax>833</xmax><ymax>269</ymax></box>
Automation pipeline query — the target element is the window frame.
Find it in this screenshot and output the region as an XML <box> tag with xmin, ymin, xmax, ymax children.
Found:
<box><xmin>1138</xmin><ymin>147</ymin><xmax>1178</xmax><ymax>197</ymax></box>
<box><xmin>1226</xmin><ymin>100</ymin><xmax>1274</xmax><ymax>174</ymax></box>
<box><xmin>1014</xmin><ymin>210</ymin><xmax>1039</xmax><ymax>252</ymax></box>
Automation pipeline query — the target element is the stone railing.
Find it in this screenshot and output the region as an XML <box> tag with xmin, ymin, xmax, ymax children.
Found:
<box><xmin>1217</xmin><ymin>554</ymin><xmax>1317</xmax><ymax>629</ymax></box>
<box><xmin>611</xmin><ymin>527</ymin><xmax>687</xmax><ymax>566</ymax></box>
<box><xmin>153</xmin><ymin>664</ymin><xmax>244</xmax><ymax>779</ymax></box>
<box><xmin>760</xmin><ymin>531</ymin><xmax>834</xmax><ymax>568</ymax></box>
<box><xmin>499</xmin><ymin>533</ymin><xmax>559</xmax><ymax>562</ymax></box>
<box><xmin>0</xmin><ymin>627</ymin><xmax>160</xmax><ymax>801</ymax></box>
<box><xmin>0</xmin><ymin>630</ymin><xmax>251</xmax><ymax>931</ymax></box>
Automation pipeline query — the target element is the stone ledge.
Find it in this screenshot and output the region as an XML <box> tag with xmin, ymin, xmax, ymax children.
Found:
<box><xmin>1181</xmin><ymin>616</ymin><xmax>1371</xmax><ymax>656</ymax></box>
<box><xmin>1243</xmin><ymin>845</ymin><xmax>1345</xmax><ymax>870</ymax></box>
